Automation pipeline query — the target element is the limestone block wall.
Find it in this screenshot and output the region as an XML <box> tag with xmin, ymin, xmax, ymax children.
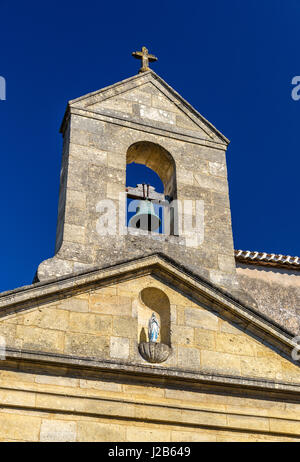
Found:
<box><xmin>0</xmin><ymin>367</ymin><xmax>300</xmax><ymax>442</ymax></box>
<box><xmin>0</xmin><ymin>275</ymin><xmax>300</xmax><ymax>441</ymax></box>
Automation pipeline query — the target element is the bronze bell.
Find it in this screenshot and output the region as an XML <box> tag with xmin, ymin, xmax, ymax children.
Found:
<box><xmin>128</xmin><ymin>200</ymin><xmax>161</xmax><ymax>231</ymax></box>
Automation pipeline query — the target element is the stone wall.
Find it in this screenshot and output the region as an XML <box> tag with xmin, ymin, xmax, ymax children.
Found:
<box><xmin>1</xmin><ymin>274</ymin><xmax>299</xmax><ymax>382</ymax></box>
<box><xmin>0</xmin><ymin>269</ymin><xmax>300</xmax><ymax>441</ymax></box>
<box><xmin>0</xmin><ymin>367</ymin><xmax>299</xmax><ymax>441</ymax></box>
<box><xmin>237</xmin><ymin>263</ymin><xmax>300</xmax><ymax>335</ymax></box>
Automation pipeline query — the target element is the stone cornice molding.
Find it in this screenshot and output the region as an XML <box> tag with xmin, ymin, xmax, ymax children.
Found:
<box><xmin>66</xmin><ymin>106</ymin><xmax>227</xmax><ymax>150</ymax></box>
<box><xmin>3</xmin><ymin>347</ymin><xmax>300</xmax><ymax>402</ymax></box>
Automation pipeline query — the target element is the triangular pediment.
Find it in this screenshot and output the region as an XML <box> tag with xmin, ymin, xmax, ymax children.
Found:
<box><xmin>0</xmin><ymin>254</ymin><xmax>299</xmax><ymax>391</ymax></box>
<box><xmin>64</xmin><ymin>71</ymin><xmax>228</xmax><ymax>145</ymax></box>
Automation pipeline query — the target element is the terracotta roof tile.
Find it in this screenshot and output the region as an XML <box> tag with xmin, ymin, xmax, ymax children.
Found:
<box><xmin>234</xmin><ymin>249</ymin><xmax>300</xmax><ymax>270</ymax></box>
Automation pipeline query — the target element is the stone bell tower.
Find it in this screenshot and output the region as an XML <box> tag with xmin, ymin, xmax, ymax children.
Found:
<box><xmin>37</xmin><ymin>47</ymin><xmax>238</xmax><ymax>292</ymax></box>
<box><xmin>3</xmin><ymin>48</ymin><xmax>299</xmax><ymax>443</ymax></box>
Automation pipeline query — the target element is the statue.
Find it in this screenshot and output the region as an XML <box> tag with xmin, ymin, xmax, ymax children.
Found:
<box><xmin>148</xmin><ymin>313</ymin><xmax>160</xmax><ymax>343</ymax></box>
<box><xmin>138</xmin><ymin>312</ymin><xmax>171</xmax><ymax>363</ymax></box>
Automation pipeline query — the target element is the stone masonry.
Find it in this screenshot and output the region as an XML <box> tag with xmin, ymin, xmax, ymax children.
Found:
<box><xmin>0</xmin><ymin>255</ymin><xmax>300</xmax><ymax>441</ymax></box>
<box><xmin>37</xmin><ymin>70</ymin><xmax>239</xmax><ymax>293</ymax></box>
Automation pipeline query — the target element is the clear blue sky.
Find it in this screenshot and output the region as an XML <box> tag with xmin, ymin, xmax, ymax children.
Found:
<box><xmin>0</xmin><ymin>0</ymin><xmax>299</xmax><ymax>292</ymax></box>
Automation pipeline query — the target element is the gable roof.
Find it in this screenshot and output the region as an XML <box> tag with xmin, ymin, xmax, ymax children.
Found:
<box><xmin>60</xmin><ymin>70</ymin><xmax>229</xmax><ymax>145</ymax></box>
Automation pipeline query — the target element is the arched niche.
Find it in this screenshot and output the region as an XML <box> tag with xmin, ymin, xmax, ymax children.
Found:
<box><xmin>126</xmin><ymin>141</ymin><xmax>177</xmax><ymax>199</ymax></box>
<box><xmin>138</xmin><ymin>287</ymin><xmax>171</xmax><ymax>346</ymax></box>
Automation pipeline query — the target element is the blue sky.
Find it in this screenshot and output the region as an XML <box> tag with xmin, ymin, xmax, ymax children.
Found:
<box><xmin>0</xmin><ymin>0</ymin><xmax>299</xmax><ymax>292</ymax></box>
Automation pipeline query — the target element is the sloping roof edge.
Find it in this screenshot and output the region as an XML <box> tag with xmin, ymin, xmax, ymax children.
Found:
<box><xmin>59</xmin><ymin>70</ymin><xmax>229</xmax><ymax>144</ymax></box>
<box><xmin>235</xmin><ymin>249</ymin><xmax>300</xmax><ymax>270</ymax></box>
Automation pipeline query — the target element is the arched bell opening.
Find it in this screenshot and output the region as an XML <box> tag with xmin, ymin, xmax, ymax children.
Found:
<box><xmin>126</xmin><ymin>163</ymin><xmax>164</xmax><ymax>232</ymax></box>
<box><xmin>126</xmin><ymin>141</ymin><xmax>178</xmax><ymax>235</ymax></box>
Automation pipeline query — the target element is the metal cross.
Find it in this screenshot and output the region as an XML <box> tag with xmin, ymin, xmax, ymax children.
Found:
<box><xmin>132</xmin><ymin>46</ymin><xmax>158</xmax><ymax>73</ymax></box>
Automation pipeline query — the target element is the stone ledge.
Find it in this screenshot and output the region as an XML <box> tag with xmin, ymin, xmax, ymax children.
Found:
<box><xmin>3</xmin><ymin>347</ymin><xmax>300</xmax><ymax>399</ymax></box>
<box><xmin>69</xmin><ymin>106</ymin><xmax>226</xmax><ymax>150</ymax></box>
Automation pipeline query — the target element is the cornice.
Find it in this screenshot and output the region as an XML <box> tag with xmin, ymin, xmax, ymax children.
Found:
<box><xmin>3</xmin><ymin>347</ymin><xmax>300</xmax><ymax>402</ymax></box>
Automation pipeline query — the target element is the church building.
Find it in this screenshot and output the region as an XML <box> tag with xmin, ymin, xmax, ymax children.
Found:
<box><xmin>0</xmin><ymin>47</ymin><xmax>299</xmax><ymax>442</ymax></box>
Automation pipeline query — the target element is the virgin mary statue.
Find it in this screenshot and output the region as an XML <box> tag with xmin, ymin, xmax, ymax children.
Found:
<box><xmin>148</xmin><ymin>313</ymin><xmax>160</xmax><ymax>343</ymax></box>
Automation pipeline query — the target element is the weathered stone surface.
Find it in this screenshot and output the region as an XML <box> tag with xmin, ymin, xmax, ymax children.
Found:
<box><xmin>90</xmin><ymin>294</ymin><xmax>132</xmax><ymax>316</ymax></box>
<box><xmin>171</xmin><ymin>325</ymin><xmax>194</xmax><ymax>345</ymax></box>
<box><xmin>110</xmin><ymin>336</ymin><xmax>130</xmax><ymax>360</ymax></box>
<box><xmin>194</xmin><ymin>329</ymin><xmax>215</xmax><ymax>349</ymax></box>
<box><xmin>237</xmin><ymin>263</ymin><xmax>300</xmax><ymax>335</ymax></box>
<box><xmin>201</xmin><ymin>350</ymin><xmax>241</xmax><ymax>375</ymax></box>
<box><xmin>16</xmin><ymin>325</ymin><xmax>64</xmax><ymax>353</ymax></box>
<box><xmin>77</xmin><ymin>421</ymin><xmax>126</xmax><ymax>442</ymax></box>
<box><xmin>126</xmin><ymin>426</ymin><xmax>171</xmax><ymax>442</ymax></box>
<box><xmin>69</xmin><ymin>312</ymin><xmax>112</xmax><ymax>335</ymax></box>
<box><xmin>184</xmin><ymin>307</ymin><xmax>219</xmax><ymax>331</ymax></box>
<box><xmin>23</xmin><ymin>308</ymin><xmax>69</xmax><ymax>331</ymax></box>
<box><xmin>209</xmin><ymin>161</ymin><xmax>227</xmax><ymax>177</ymax></box>
<box><xmin>58</xmin><ymin>297</ymin><xmax>89</xmax><ymax>313</ymax></box>
<box><xmin>171</xmin><ymin>430</ymin><xmax>217</xmax><ymax>442</ymax></box>
<box><xmin>0</xmin><ymin>413</ymin><xmax>41</xmax><ymax>441</ymax></box>
<box><xmin>215</xmin><ymin>332</ymin><xmax>256</xmax><ymax>357</ymax></box>
<box><xmin>36</xmin><ymin>70</ymin><xmax>237</xmax><ymax>293</ymax></box>
<box><xmin>178</xmin><ymin>346</ymin><xmax>200</xmax><ymax>369</ymax></box>
<box><xmin>40</xmin><ymin>420</ymin><xmax>76</xmax><ymax>442</ymax></box>
<box><xmin>112</xmin><ymin>316</ymin><xmax>137</xmax><ymax>338</ymax></box>
<box><xmin>64</xmin><ymin>332</ymin><xmax>109</xmax><ymax>358</ymax></box>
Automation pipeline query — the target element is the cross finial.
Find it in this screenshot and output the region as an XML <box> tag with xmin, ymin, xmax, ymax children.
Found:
<box><xmin>132</xmin><ymin>46</ymin><xmax>158</xmax><ymax>73</ymax></box>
